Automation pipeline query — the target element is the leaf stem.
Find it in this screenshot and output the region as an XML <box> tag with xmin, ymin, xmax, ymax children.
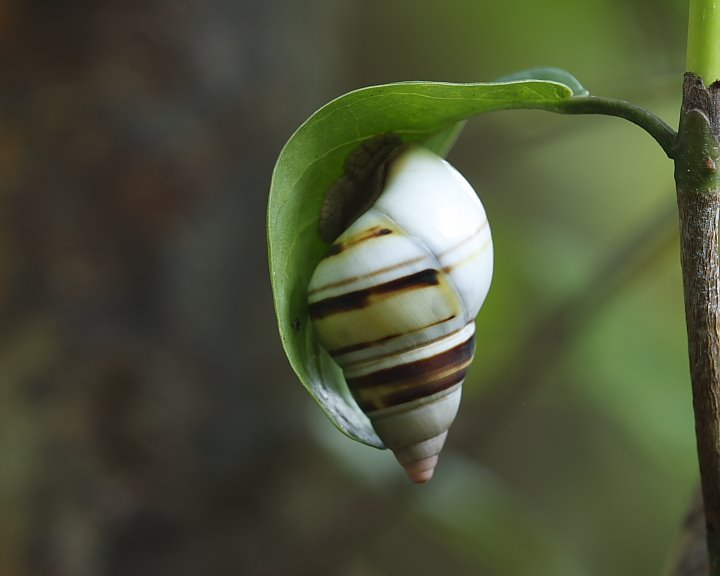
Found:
<box><xmin>688</xmin><ymin>0</ymin><xmax>720</xmax><ymax>84</ymax></box>
<box><xmin>548</xmin><ymin>96</ymin><xmax>678</xmax><ymax>158</ymax></box>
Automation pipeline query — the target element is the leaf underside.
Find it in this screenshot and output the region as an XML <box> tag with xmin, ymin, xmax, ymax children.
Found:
<box><xmin>268</xmin><ymin>69</ymin><xmax>585</xmax><ymax>447</ymax></box>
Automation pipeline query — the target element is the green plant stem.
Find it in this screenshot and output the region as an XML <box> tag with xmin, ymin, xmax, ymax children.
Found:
<box><xmin>675</xmin><ymin>72</ymin><xmax>720</xmax><ymax>576</ymax></box>
<box><xmin>549</xmin><ymin>96</ymin><xmax>678</xmax><ymax>158</ymax></box>
<box><xmin>688</xmin><ymin>0</ymin><xmax>720</xmax><ymax>83</ymax></box>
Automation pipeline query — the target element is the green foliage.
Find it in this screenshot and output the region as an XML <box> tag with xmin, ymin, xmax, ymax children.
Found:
<box><xmin>267</xmin><ymin>71</ymin><xmax>587</xmax><ymax>446</ymax></box>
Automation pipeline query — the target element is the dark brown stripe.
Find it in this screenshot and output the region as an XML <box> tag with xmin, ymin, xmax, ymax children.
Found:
<box><xmin>356</xmin><ymin>370</ymin><xmax>467</xmax><ymax>412</ymax></box>
<box><xmin>340</xmin><ymin>321</ymin><xmax>473</xmax><ymax>371</ymax></box>
<box><xmin>329</xmin><ymin>314</ymin><xmax>456</xmax><ymax>356</ymax></box>
<box><xmin>308</xmin><ymin>268</ymin><xmax>440</xmax><ymax>319</ymax></box>
<box><xmin>326</xmin><ymin>226</ymin><xmax>392</xmax><ymax>256</ymax></box>
<box><xmin>307</xmin><ymin>254</ymin><xmax>427</xmax><ymax>296</ymax></box>
<box><xmin>346</xmin><ymin>333</ymin><xmax>475</xmax><ymax>391</ymax></box>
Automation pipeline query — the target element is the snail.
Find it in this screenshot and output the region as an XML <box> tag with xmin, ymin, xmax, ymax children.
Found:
<box><xmin>307</xmin><ymin>136</ymin><xmax>493</xmax><ymax>483</ymax></box>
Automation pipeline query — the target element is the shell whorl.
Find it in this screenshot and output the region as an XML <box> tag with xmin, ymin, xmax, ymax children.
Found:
<box><xmin>307</xmin><ymin>144</ymin><xmax>493</xmax><ymax>482</ymax></box>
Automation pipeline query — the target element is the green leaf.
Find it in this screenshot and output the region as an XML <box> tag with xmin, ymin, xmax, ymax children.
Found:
<box><xmin>267</xmin><ymin>73</ymin><xmax>583</xmax><ymax>447</ymax></box>
<box><xmin>495</xmin><ymin>66</ymin><xmax>590</xmax><ymax>96</ymax></box>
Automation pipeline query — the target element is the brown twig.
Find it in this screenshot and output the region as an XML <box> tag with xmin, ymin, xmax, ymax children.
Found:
<box><xmin>675</xmin><ymin>72</ymin><xmax>720</xmax><ymax>575</ymax></box>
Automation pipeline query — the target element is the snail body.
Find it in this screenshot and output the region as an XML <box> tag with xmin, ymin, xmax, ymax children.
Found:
<box><xmin>307</xmin><ymin>144</ymin><xmax>493</xmax><ymax>482</ymax></box>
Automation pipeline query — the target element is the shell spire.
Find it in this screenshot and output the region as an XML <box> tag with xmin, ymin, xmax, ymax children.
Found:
<box><xmin>307</xmin><ymin>141</ymin><xmax>493</xmax><ymax>482</ymax></box>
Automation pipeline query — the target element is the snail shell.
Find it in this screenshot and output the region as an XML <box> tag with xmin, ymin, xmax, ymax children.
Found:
<box><xmin>307</xmin><ymin>144</ymin><xmax>493</xmax><ymax>482</ymax></box>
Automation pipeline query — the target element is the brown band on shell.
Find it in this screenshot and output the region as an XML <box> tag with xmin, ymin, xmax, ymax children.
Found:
<box><xmin>338</xmin><ymin>320</ymin><xmax>474</xmax><ymax>371</ymax></box>
<box><xmin>349</xmin><ymin>333</ymin><xmax>476</xmax><ymax>411</ymax></box>
<box><xmin>356</xmin><ymin>370</ymin><xmax>468</xmax><ymax>412</ymax></box>
<box><xmin>318</xmin><ymin>133</ymin><xmax>405</xmax><ymax>244</ymax></box>
<box><xmin>307</xmin><ymin>254</ymin><xmax>428</xmax><ymax>297</ymax></box>
<box><xmin>327</xmin><ymin>314</ymin><xmax>457</xmax><ymax>356</ymax></box>
<box><xmin>308</xmin><ymin>268</ymin><xmax>439</xmax><ymax>319</ymax></box>
<box><xmin>347</xmin><ymin>333</ymin><xmax>475</xmax><ymax>390</ymax></box>
<box><xmin>325</xmin><ymin>226</ymin><xmax>393</xmax><ymax>257</ymax></box>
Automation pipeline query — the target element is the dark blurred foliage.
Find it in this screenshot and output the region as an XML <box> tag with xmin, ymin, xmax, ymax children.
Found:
<box><xmin>0</xmin><ymin>0</ymin><xmax>703</xmax><ymax>575</ymax></box>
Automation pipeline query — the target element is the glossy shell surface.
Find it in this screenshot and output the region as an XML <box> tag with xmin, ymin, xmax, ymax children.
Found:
<box><xmin>307</xmin><ymin>145</ymin><xmax>493</xmax><ymax>482</ymax></box>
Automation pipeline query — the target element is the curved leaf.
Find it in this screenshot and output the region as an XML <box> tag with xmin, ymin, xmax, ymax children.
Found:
<box><xmin>267</xmin><ymin>74</ymin><xmax>582</xmax><ymax>447</ymax></box>
<box><xmin>495</xmin><ymin>66</ymin><xmax>589</xmax><ymax>96</ymax></box>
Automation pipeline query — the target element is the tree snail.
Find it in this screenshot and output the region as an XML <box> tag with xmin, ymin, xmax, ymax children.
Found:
<box><xmin>307</xmin><ymin>136</ymin><xmax>493</xmax><ymax>483</ymax></box>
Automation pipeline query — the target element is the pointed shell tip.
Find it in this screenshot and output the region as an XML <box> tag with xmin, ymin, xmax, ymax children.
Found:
<box><xmin>402</xmin><ymin>455</ymin><xmax>439</xmax><ymax>484</ymax></box>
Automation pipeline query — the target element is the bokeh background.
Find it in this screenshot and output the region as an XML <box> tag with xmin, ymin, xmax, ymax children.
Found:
<box><xmin>0</xmin><ymin>1</ymin><xmax>699</xmax><ymax>575</ymax></box>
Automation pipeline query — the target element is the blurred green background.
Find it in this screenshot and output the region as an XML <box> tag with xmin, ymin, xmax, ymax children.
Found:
<box><xmin>0</xmin><ymin>0</ymin><xmax>699</xmax><ymax>575</ymax></box>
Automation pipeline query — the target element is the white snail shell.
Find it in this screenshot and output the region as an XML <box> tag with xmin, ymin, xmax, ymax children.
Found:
<box><xmin>307</xmin><ymin>144</ymin><xmax>493</xmax><ymax>483</ymax></box>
